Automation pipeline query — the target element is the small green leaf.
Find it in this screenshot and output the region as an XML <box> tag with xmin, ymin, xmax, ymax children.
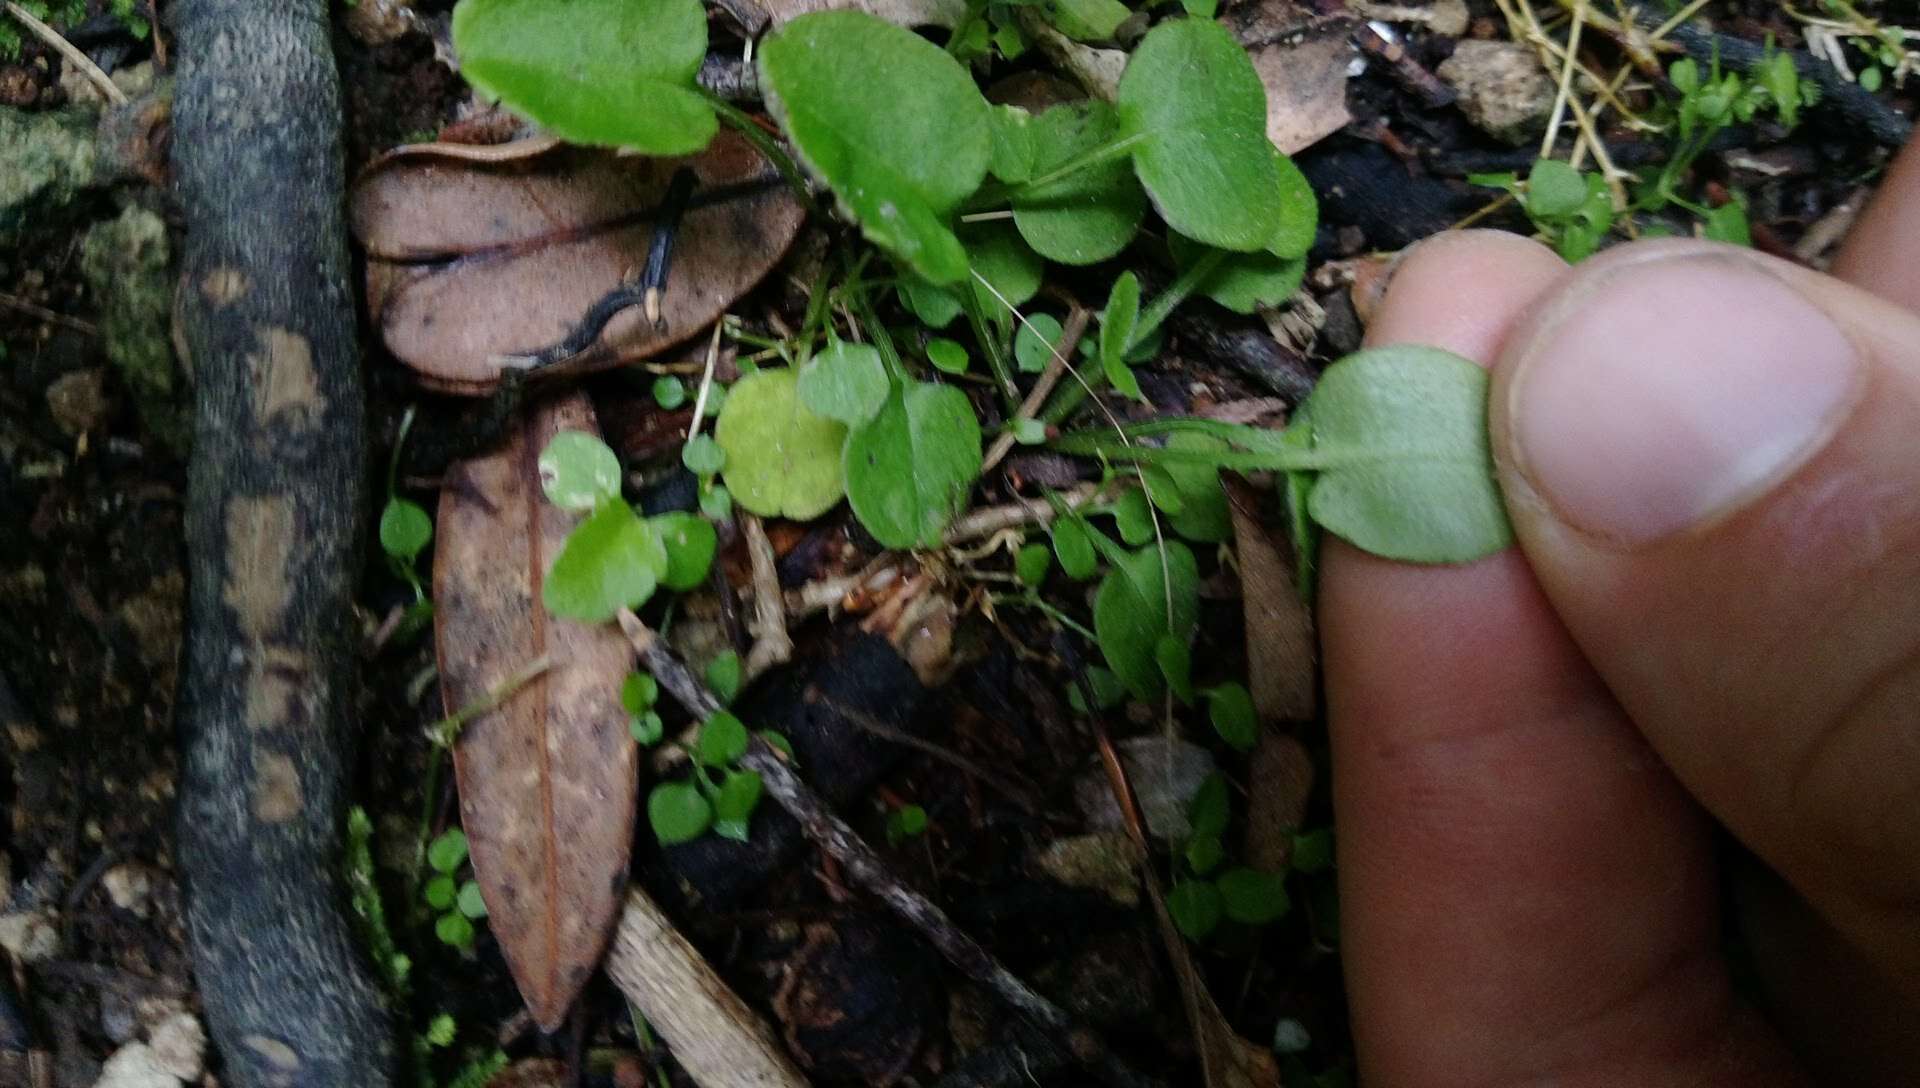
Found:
<box><xmin>1117</xmin><ymin>18</ymin><xmax>1283</xmax><ymax>252</ymax></box>
<box><xmin>1160</xmin><ymin>433</ymin><xmax>1233</xmax><ymax>543</ymax></box>
<box><xmin>1155</xmin><ymin>634</ymin><xmax>1194</xmax><ymax>704</ymax></box>
<box><xmin>716</xmin><ymin>368</ymin><xmax>849</xmax><ymax>519</ymax></box>
<box><xmin>699</xmin><ymin>483</ymin><xmax>734</xmax><ymax>521</ymax></box>
<box><xmin>436</xmin><ymin>911</ymin><xmax>477</xmax><ymax>949</ymax></box>
<box><xmin>798</xmin><ymin>338</ymin><xmax>890</xmax><ymax>425</ymax></box>
<box><xmin>1703</xmin><ymin>200</ymin><xmax>1751</xmax><ymax>247</ymax></box>
<box><xmin>652</xmin><ymin>375</ymin><xmax>688</xmax><ymax>409</ymax></box>
<box><xmin>1291</xmin><ymin>828</ymin><xmax>1334</xmax><ymax>873</ymax></box>
<box><xmin>1113</xmin><ymin>488</ymin><xmax>1154</xmax><ymax>546</ymax></box>
<box><xmin>898</xmin><ymin>271</ymin><xmax>964</xmax><ymax>328</ymax></box>
<box><xmin>759</xmin><ymin>729</ymin><xmax>796</xmax><ymax>761</ymax></box>
<box><xmin>621</xmin><ymin>672</ymin><xmax>660</xmax><ymax>714</ymax></box>
<box><xmin>1296</xmin><ymin>346</ymin><xmax>1512</xmax><ymax>563</ymax></box>
<box><xmin>1099</xmin><ymin>272</ymin><xmax>1144</xmax><ymax>401</ymax></box>
<box><xmin>424</xmin><ymin>874</ymin><xmax>457</xmax><ymax>910</ymax></box>
<box><xmin>538</xmin><ymin>431</ymin><xmax>622</xmax><ymax>511</ymax></box>
<box><xmin>1014</xmin><ymin>313</ymin><xmax>1065</xmax><ymax>373</ymax></box>
<box><xmin>988</xmin><ymin>104</ymin><xmax>1036</xmax><ymax>184</ymax></box>
<box><xmin>696</xmin><ymin>711</ymin><xmax>750</xmax><ymax>766</ymax></box>
<box><xmin>1185</xmin><ymin>833</ymin><xmax>1225</xmax><ymax>875</ymax></box>
<box><xmin>1267</xmin><ymin>151</ymin><xmax>1318</xmax><ymax>260</ymax></box>
<box><xmin>887</xmin><ymin>803</ymin><xmax>930</xmax><ymax>845</ymax></box>
<box><xmin>1044</xmin><ymin>0</ymin><xmax>1129</xmax><ymax>41</ymax></box>
<box><xmin>425</xmin><ymin>1014</ymin><xmax>456</xmax><ymax>1047</ymax></box>
<box><xmin>1217</xmin><ymin>866</ymin><xmax>1290</xmax><ymax>925</ymax></box>
<box><xmin>1170</xmin><ymin>232</ymin><xmax>1306</xmax><ymax>316</ymax></box>
<box><xmin>456</xmin><ymin>880</ymin><xmax>489</xmax><ymax>919</ymax></box>
<box><xmin>1189</xmin><ymin>774</ymin><xmax>1230</xmax><ymax>840</ymax></box>
<box><xmin>630</xmin><ymin>710</ymin><xmax>665</xmax><ymax>746</ymax></box>
<box><xmin>706</xmin><ymin>650</ymin><xmax>743</xmax><ymax>704</ymax></box>
<box><xmin>452</xmin><ymin>0</ymin><xmax>715</xmax><ymax>154</ymax></box>
<box><xmin>965</xmin><ymin>221</ymin><xmax>1044</xmax><ymax>318</ymax></box>
<box><xmin>1524</xmin><ymin>158</ymin><xmax>1588</xmax><ymax>219</ymax></box>
<box><xmin>760</xmin><ymin>12</ymin><xmax>992</xmax><ymax>283</ymax></box>
<box><xmin>1181</xmin><ymin>0</ymin><xmax>1218</xmax><ymax>15</ymax></box>
<box><xmin>380</xmin><ymin>497</ymin><xmax>433</xmax><ymax>562</ymax></box>
<box><xmin>1067</xmin><ymin>665</ymin><xmax>1127</xmax><ymax>713</ymax></box>
<box><xmin>428</xmin><ymin>829</ymin><xmax>469</xmax><ymax>873</ymax></box>
<box><xmin>543</xmin><ymin>502</ymin><xmax>667</xmax><ymax>622</ymax></box>
<box><xmin>926</xmin><ymin>337</ymin><xmax>970</xmax><ymax>375</ymax></box>
<box><xmin>1015</xmin><ymin>541</ymin><xmax>1052</xmax><ymax>586</ymax></box>
<box><xmin>844</xmin><ymin>381</ymin><xmax>984</xmax><ymax>548</ymax></box>
<box><xmin>1012</xmin><ymin>101</ymin><xmax>1147</xmax><ymax>265</ymax></box>
<box><xmin>1093</xmin><ymin>539</ymin><xmax>1199</xmax><ymax>701</ymax></box>
<box><xmin>648</xmin><ymin>781</ymin><xmax>714</xmax><ymax>844</ymax></box>
<box><xmin>1205</xmin><ymin>681</ymin><xmax>1258</xmax><ymax>751</ymax></box>
<box><xmin>682</xmin><ymin>434</ymin><xmax>727</xmax><ymax>477</ymax></box>
<box><xmin>1051</xmin><ymin>515</ymin><xmax>1098</xmax><ymax>580</ymax></box>
<box><xmin>1012</xmin><ymin>418</ymin><xmax>1047</xmax><ymax>445</ymax></box>
<box><xmin>1168</xmin><ymin>878</ymin><xmax>1223</xmax><ymax>940</ymax></box>
<box><xmin>712</xmin><ymin>769</ymin><xmax>764</xmax><ymax>842</ymax></box>
<box><xmin>652</xmin><ymin>511</ymin><xmax>718</xmax><ymax>590</ymax></box>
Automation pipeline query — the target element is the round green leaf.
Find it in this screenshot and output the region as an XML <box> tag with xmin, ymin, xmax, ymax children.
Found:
<box><xmin>1168</xmin><ymin>878</ymin><xmax>1223</xmax><ymax>940</ymax></box>
<box><xmin>798</xmin><ymin>338</ymin><xmax>890</xmax><ymax>425</ymax></box>
<box><xmin>898</xmin><ymin>271</ymin><xmax>964</xmax><ymax>328</ymax></box>
<box><xmin>965</xmin><ymin>221</ymin><xmax>1044</xmax><ymax>317</ymax></box>
<box><xmin>424</xmin><ymin>874</ymin><xmax>457</xmax><ymax>911</ymax></box>
<box><xmin>715</xmin><ymin>368</ymin><xmax>849</xmax><ymax>520</ymax></box>
<box><xmin>428</xmin><ymin>828</ymin><xmax>469</xmax><ymax>873</ymax></box>
<box><xmin>696</xmin><ymin>711</ymin><xmax>750</xmax><ymax>767</ymax></box>
<box><xmin>621</xmin><ymin>671</ymin><xmax>660</xmax><ymax>714</ymax></box>
<box><xmin>1160</xmin><ymin>433</ymin><xmax>1233</xmax><ymax>543</ymax></box>
<box><xmin>1112</xmin><ymin>488</ymin><xmax>1154</xmax><ymax>546</ymax></box>
<box><xmin>989</xmin><ymin>104</ymin><xmax>1037</xmax><ymax>184</ymax></box>
<box><xmin>844</xmin><ymin>381</ymin><xmax>984</xmax><ymax>548</ymax></box>
<box><xmin>1170</xmin><ymin>233</ymin><xmax>1307</xmax><ymax>316</ymax></box>
<box><xmin>1216</xmin><ymin>866</ymin><xmax>1290</xmax><ymax>925</ymax></box>
<box><xmin>1525</xmin><ymin>158</ymin><xmax>1588</xmax><ymax>218</ymax></box>
<box><xmin>760</xmin><ymin>12</ymin><xmax>992</xmax><ymax>284</ymax></box>
<box><xmin>699</xmin><ymin>483</ymin><xmax>733</xmax><ymax>521</ymax></box>
<box><xmin>1268</xmin><ymin>151</ymin><xmax>1318</xmax><ymax>259</ymax></box>
<box><xmin>542</xmin><ymin>502</ymin><xmax>667</xmax><ymax>622</ymax></box>
<box><xmin>712</xmin><ymin>769</ymin><xmax>765</xmax><ymax>842</ymax></box>
<box><xmin>538</xmin><ymin>431</ymin><xmax>622</xmax><ymax>512</ymax></box>
<box><xmin>1117</xmin><ymin>18</ymin><xmax>1283</xmax><ymax>252</ymax></box>
<box><xmin>1014</xmin><ymin>313</ymin><xmax>1065</xmax><ymax>373</ymax></box>
<box><xmin>682</xmin><ymin>433</ymin><xmax>726</xmax><ymax>477</ymax></box>
<box><xmin>456</xmin><ymin>880</ymin><xmax>489</xmax><ymax>919</ymax></box>
<box><xmin>926</xmin><ymin>338</ymin><xmax>970</xmax><ymax>375</ymax></box>
<box><xmin>1205</xmin><ymin>681</ymin><xmax>1258</xmax><ymax>751</ymax></box>
<box><xmin>1185</xmin><ymin>833</ymin><xmax>1225</xmax><ymax>876</ymax></box>
<box><xmin>1044</xmin><ymin>0</ymin><xmax>1130</xmax><ymax>40</ymax></box>
<box><xmin>652</xmin><ymin>375</ymin><xmax>688</xmax><ymax>409</ymax></box>
<box><xmin>887</xmin><ymin>803</ymin><xmax>930</xmax><ymax>844</ymax></box>
<box><xmin>706</xmin><ymin>650</ymin><xmax>743</xmax><ymax>704</ymax></box>
<box><xmin>1299</xmin><ymin>346</ymin><xmax>1513</xmax><ymax>563</ymax></box>
<box><xmin>648</xmin><ymin>781</ymin><xmax>714</xmax><ymax>845</ymax></box>
<box><xmin>1015</xmin><ymin>541</ymin><xmax>1052</xmax><ymax>586</ymax></box>
<box><xmin>453</xmin><ymin>0</ymin><xmax>716</xmax><ymax>155</ymax></box>
<box><xmin>630</xmin><ymin>710</ymin><xmax>665</xmax><ymax>745</ymax></box>
<box><xmin>1052</xmin><ymin>515</ymin><xmax>1097</xmax><ymax>580</ymax></box>
<box><xmin>380</xmin><ymin>497</ymin><xmax>433</xmax><ymax>561</ymax></box>
<box><xmin>652</xmin><ymin>511</ymin><xmax>717</xmax><ymax>590</ymax></box>
<box><xmin>1093</xmin><ymin>540</ymin><xmax>1199</xmax><ymax>701</ymax></box>
<box><xmin>1012</xmin><ymin>101</ymin><xmax>1147</xmax><ymax>265</ymax></box>
<box><xmin>436</xmin><ymin>911</ymin><xmax>477</xmax><ymax>949</ymax></box>
<box><xmin>1012</xmin><ymin>418</ymin><xmax>1047</xmax><ymax>445</ymax></box>
<box><xmin>1189</xmin><ymin>774</ymin><xmax>1230</xmax><ymax>840</ymax></box>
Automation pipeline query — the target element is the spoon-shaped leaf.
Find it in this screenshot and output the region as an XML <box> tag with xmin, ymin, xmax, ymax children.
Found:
<box><xmin>452</xmin><ymin>0</ymin><xmax>715</xmax><ymax>155</ymax></box>
<box><xmin>760</xmin><ymin>11</ymin><xmax>992</xmax><ymax>283</ymax></box>
<box><xmin>1099</xmin><ymin>272</ymin><xmax>1143</xmax><ymax>400</ymax></box>
<box><xmin>1299</xmin><ymin>346</ymin><xmax>1511</xmax><ymax>562</ymax></box>
<box><xmin>1093</xmin><ymin>539</ymin><xmax>1199</xmax><ymax>701</ymax></box>
<box><xmin>715</xmin><ymin>368</ymin><xmax>849</xmax><ymax>519</ymax></box>
<box><xmin>1117</xmin><ymin>17</ymin><xmax>1282</xmax><ymax>252</ymax></box>
<box><xmin>543</xmin><ymin>502</ymin><xmax>668</xmax><ymax>622</ymax></box>
<box><xmin>1012</xmin><ymin>100</ymin><xmax>1148</xmax><ymax>265</ymax></box>
<box><xmin>845</xmin><ymin>380</ymin><xmax>984</xmax><ymax>547</ymax></box>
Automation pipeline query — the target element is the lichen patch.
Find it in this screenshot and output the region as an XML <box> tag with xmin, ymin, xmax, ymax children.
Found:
<box><xmin>247</xmin><ymin>325</ymin><xmax>324</xmax><ymax>432</ymax></box>
<box><xmin>223</xmin><ymin>495</ymin><xmax>295</xmax><ymax>640</ymax></box>
<box><xmin>250</xmin><ymin>750</ymin><xmax>302</xmax><ymax>824</ymax></box>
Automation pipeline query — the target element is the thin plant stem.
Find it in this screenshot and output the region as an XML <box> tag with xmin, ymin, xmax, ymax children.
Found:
<box><xmin>1039</xmin><ymin>249</ymin><xmax>1227</xmax><ymax>425</ymax></box>
<box><xmin>991</xmin><ymin>592</ymin><xmax>1098</xmax><ymax>643</ymax></box>
<box><xmin>702</xmin><ymin>92</ymin><xmax>820</xmax><ymax>217</ymax></box>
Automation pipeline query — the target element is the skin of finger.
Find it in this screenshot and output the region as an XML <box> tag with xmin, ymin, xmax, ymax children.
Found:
<box><xmin>1830</xmin><ymin>136</ymin><xmax>1920</xmax><ymax>311</ymax></box>
<box><xmin>1324</xmin><ymin>231</ymin><xmax>1795</xmax><ymax>1085</ymax></box>
<box><xmin>1490</xmin><ymin>240</ymin><xmax>1920</xmax><ymax>993</ymax></box>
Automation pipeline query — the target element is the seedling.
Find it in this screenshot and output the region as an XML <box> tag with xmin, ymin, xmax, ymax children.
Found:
<box><xmin>643</xmin><ymin>709</ymin><xmax>793</xmax><ymax>844</ymax></box>
<box><xmin>1167</xmin><ymin>776</ymin><xmax>1291</xmax><ymax>941</ymax></box>
<box><xmin>886</xmin><ymin>803</ymin><xmax>930</xmax><ymax>846</ymax></box>
<box><xmin>378</xmin><ymin>407</ymin><xmax>435</xmax><ymax>641</ymax></box>
<box><xmin>423</xmin><ymin>829</ymin><xmax>489</xmax><ymax>950</ymax></box>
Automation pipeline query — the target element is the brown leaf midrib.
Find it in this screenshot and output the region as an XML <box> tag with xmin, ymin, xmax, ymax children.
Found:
<box><xmin>519</xmin><ymin>421</ymin><xmax>563</xmax><ymax>1023</ymax></box>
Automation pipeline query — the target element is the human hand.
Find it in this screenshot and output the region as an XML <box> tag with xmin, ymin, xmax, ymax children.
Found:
<box><xmin>1325</xmin><ymin>139</ymin><xmax>1920</xmax><ymax>1086</ymax></box>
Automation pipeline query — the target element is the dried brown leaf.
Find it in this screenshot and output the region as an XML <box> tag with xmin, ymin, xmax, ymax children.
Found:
<box><xmin>436</xmin><ymin>393</ymin><xmax>638</xmax><ymax>1030</ymax></box>
<box><xmin>1226</xmin><ymin>2</ymin><xmax>1355</xmax><ymax>154</ymax></box>
<box><xmin>1225</xmin><ymin>477</ymin><xmax>1315</xmax><ymax>722</ymax></box>
<box><xmin>352</xmin><ymin>131</ymin><xmax>804</xmax><ymax>394</ymax></box>
<box><xmin>1244</xmin><ymin>732</ymin><xmax>1315</xmax><ymax>873</ymax></box>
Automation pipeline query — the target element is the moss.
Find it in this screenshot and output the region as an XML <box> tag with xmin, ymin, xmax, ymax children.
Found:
<box><xmin>81</xmin><ymin>205</ymin><xmax>187</xmax><ymax>450</ymax></box>
<box><xmin>0</xmin><ymin>107</ymin><xmax>98</xmax><ymax>243</ymax></box>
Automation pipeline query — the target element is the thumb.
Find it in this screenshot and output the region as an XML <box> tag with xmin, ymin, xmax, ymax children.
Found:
<box><xmin>1489</xmin><ymin>239</ymin><xmax>1920</xmax><ymax>992</ymax></box>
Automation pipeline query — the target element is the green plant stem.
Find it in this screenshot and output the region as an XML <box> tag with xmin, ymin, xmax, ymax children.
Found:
<box><xmin>959</xmin><ymin>282</ymin><xmax>1021</xmax><ymax>410</ymax></box>
<box><xmin>843</xmin><ymin>274</ymin><xmax>913</xmax><ymax>386</ymax></box>
<box><xmin>425</xmin><ymin>654</ymin><xmax>553</xmax><ymax>749</ymax></box>
<box><xmin>1017</xmin><ymin>131</ymin><xmax>1148</xmax><ymax>194</ymax></box>
<box><xmin>1040</xmin><ymin>250</ymin><xmax>1227</xmax><ymax>424</ymax></box>
<box><xmin>992</xmin><ymin>592</ymin><xmax>1098</xmax><ymax>643</ymax></box>
<box><xmin>702</xmin><ymin>92</ymin><xmax>820</xmax><ymax>218</ymax></box>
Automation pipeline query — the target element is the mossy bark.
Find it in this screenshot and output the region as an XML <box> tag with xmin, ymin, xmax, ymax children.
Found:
<box><xmin>170</xmin><ymin>1</ymin><xmax>394</xmax><ymax>1085</ymax></box>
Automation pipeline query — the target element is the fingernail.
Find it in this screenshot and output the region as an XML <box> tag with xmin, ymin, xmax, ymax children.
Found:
<box><xmin>1507</xmin><ymin>254</ymin><xmax>1863</xmax><ymax>546</ymax></box>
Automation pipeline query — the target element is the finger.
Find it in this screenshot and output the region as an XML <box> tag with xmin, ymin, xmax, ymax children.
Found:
<box><xmin>1491</xmin><ymin>237</ymin><xmax>1920</xmax><ymax>995</ymax></box>
<box><xmin>1830</xmin><ymin>137</ymin><xmax>1920</xmax><ymax>310</ymax></box>
<box><xmin>1325</xmin><ymin>231</ymin><xmax>1791</xmax><ymax>1086</ymax></box>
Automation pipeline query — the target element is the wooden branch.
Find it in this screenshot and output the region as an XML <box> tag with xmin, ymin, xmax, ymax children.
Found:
<box><xmin>171</xmin><ymin>1</ymin><xmax>393</xmax><ymax>1084</ymax></box>
<box><xmin>615</xmin><ymin>612</ymin><xmax>1165</xmax><ymax>1088</ymax></box>
<box><xmin>605</xmin><ymin>889</ymin><xmax>810</xmax><ymax>1088</ymax></box>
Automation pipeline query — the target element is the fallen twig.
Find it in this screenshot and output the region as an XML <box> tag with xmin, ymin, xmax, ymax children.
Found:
<box><xmin>981</xmin><ymin>305</ymin><xmax>1088</xmax><ymax>476</ymax></box>
<box><xmin>3</xmin><ymin>1</ymin><xmax>127</xmax><ymax>105</ymax></box>
<box><xmin>615</xmin><ymin>611</ymin><xmax>1166</xmax><ymax>1088</ymax></box>
<box><xmin>741</xmin><ymin>513</ymin><xmax>795</xmax><ymax>684</ymax></box>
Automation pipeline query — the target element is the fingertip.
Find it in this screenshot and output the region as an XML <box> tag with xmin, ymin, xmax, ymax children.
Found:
<box><xmin>1365</xmin><ymin>229</ymin><xmax>1568</xmax><ymax>357</ymax></box>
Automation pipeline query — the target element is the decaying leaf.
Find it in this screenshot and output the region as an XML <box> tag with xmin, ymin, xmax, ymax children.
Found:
<box><xmin>352</xmin><ymin>131</ymin><xmax>804</xmax><ymax>394</ymax></box>
<box><xmin>1224</xmin><ymin>477</ymin><xmax>1315</xmax><ymax>721</ymax></box>
<box><xmin>436</xmin><ymin>393</ymin><xmax>638</xmax><ymax>1030</ymax></box>
<box><xmin>1225</xmin><ymin>1</ymin><xmax>1355</xmax><ymax>154</ymax></box>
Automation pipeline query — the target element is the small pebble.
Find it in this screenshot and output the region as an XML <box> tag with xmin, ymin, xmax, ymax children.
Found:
<box><xmin>1437</xmin><ymin>40</ymin><xmax>1555</xmax><ymax>146</ymax></box>
<box><xmin>0</xmin><ymin>910</ymin><xmax>60</xmax><ymax>962</ymax></box>
<box><xmin>103</xmin><ymin>863</ymin><xmax>154</xmax><ymax>917</ymax></box>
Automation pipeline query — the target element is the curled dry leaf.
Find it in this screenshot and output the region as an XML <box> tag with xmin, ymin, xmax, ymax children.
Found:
<box><xmin>352</xmin><ymin>130</ymin><xmax>805</xmax><ymax>394</ymax></box>
<box><xmin>436</xmin><ymin>393</ymin><xmax>637</xmax><ymax>1030</ymax></box>
<box><xmin>1225</xmin><ymin>1</ymin><xmax>1355</xmax><ymax>154</ymax></box>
